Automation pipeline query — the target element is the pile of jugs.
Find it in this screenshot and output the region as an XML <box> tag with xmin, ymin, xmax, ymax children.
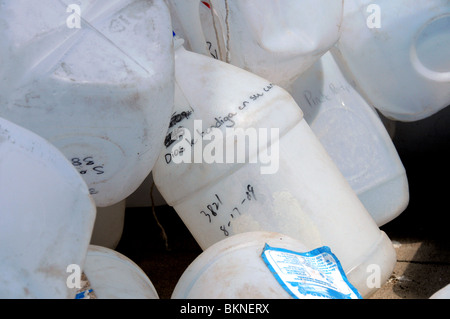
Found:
<box><xmin>0</xmin><ymin>0</ymin><xmax>448</xmax><ymax>299</ymax></box>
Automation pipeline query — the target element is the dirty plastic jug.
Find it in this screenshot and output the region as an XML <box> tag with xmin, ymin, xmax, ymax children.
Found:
<box><xmin>152</xmin><ymin>37</ymin><xmax>396</xmax><ymax>298</ymax></box>
<box><xmin>90</xmin><ymin>200</ymin><xmax>126</xmax><ymax>249</ymax></box>
<box><xmin>333</xmin><ymin>0</ymin><xmax>450</xmax><ymax>121</ymax></box>
<box><xmin>0</xmin><ymin>0</ymin><xmax>175</xmax><ymax>207</ymax></box>
<box><xmin>185</xmin><ymin>0</ymin><xmax>409</xmax><ymax>226</ymax></box>
<box><xmin>204</xmin><ymin>0</ymin><xmax>344</xmax><ymax>88</ymax></box>
<box><xmin>0</xmin><ymin>117</ymin><xmax>96</xmax><ymax>299</ymax></box>
<box><xmin>290</xmin><ymin>51</ymin><xmax>410</xmax><ymax>226</ymax></box>
<box><xmin>172</xmin><ymin>231</ymin><xmax>362</xmax><ymax>299</ymax></box>
<box><xmin>81</xmin><ymin>245</ymin><xmax>159</xmax><ymax>299</ymax></box>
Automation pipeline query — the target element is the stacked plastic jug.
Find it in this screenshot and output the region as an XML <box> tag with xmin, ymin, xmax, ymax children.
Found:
<box><xmin>0</xmin><ymin>117</ymin><xmax>96</xmax><ymax>298</ymax></box>
<box><xmin>0</xmin><ymin>0</ymin><xmax>173</xmax><ymax>298</ymax></box>
<box><xmin>333</xmin><ymin>0</ymin><xmax>450</xmax><ymax>122</ymax></box>
<box><xmin>0</xmin><ymin>0</ymin><xmax>175</xmax><ymax>208</ymax></box>
<box><xmin>152</xmin><ymin>35</ymin><xmax>397</xmax><ymax>298</ymax></box>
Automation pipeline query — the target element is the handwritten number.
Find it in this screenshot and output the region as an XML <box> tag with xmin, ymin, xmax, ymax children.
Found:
<box><xmin>200</xmin><ymin>211</ymin><xmax>211</xmax><ymax>223</ymax></box>
<box><xmin>206</xmin><ymin>41</ymin><xmax>218</xmax><ymax>59</ymax></box>
<box><xmin>93</xmin><ymin>166</ymin><xmax>104</xmax><ymax>175</ymax></box>
<box><xmin>207</xmin><ymin>204</ymin><xmax>218</xmax><ymax>217</ymax></box>
<box><xmin>220</xmin><ymin>225</ymin><xmax>229</xmax><ymax>236</ymax></box>
<box><xmin>246</xmin><ymin>184</ymin><xmax>256</xmax><ymax>201</ymax></box>
<box><xmin>71</xmin><ymin>156</ymin><xmax>104</xmax><ymax>175</ymax></box>
<box><xmin>83</xmin><ymin>157</ymin><xmax>94</xmax><ymax>165</ymax></box>
<box><xmin>71</xmin><ymin>158</ymin><xmax>82</xmax><ymax>166</ymax></box>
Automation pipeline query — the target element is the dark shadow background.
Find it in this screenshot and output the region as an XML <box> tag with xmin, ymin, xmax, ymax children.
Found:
<box><xmin>379</xmin><ymin>106</ymin><xmax>450</xmax><ymax>299</ymax></box>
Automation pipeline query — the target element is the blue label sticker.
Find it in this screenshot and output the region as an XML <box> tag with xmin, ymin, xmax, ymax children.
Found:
<box><xmin>261</xmin><ymin>244</ymin><xmax>362</xmax><ymax>299</ymax></box>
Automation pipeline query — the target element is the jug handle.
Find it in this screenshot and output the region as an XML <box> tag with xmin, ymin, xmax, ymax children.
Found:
<box><xmin>169</xmin><ymin>0</ymin><xmax>210</xmax><ymax>56</ymax></box>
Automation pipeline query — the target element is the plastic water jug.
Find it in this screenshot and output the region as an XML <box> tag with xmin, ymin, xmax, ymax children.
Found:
<box><xmin>185</xmin><ymin>0</ymin><xmax>409</xmax><ymax>226</ymax></box>
<box><xmin>290</xmin><ymin>51</ymin><xmax>410</xmax><ymax>226</ymax></box>
<box><xmin>152</xmin><ymin>38</ymin><xmax>396</xmax><ymax>298</ymax></box>
<box><xmin>82</xmin><ymin>245</ymin><xmax>159</xmax><ymax>299</ymax></box>
<box><xmin>90</xmin><ymin>200</ymin><xmax>126</xmax><ymax>249</ymax></box>
<box><xmin>0</xmin><ymin>117</ymin><xmax>96</xmax><ymax>299</ymax></box>
<box><xmin>172</xmin><ymin>231</ymin><xmax>362</xmax><ymax>299</ymax></box>
<box><xmin>204</xmin><ymin>0</ymin><xmax>344</xmax><ymax>88</ymax></box>
<box><xmin>168</xmin><ymin>0</ymin><xmax>223</xmax><ymax>60</ymax></box>
<box><xmin>333</xmin><ymin>0</ymin><xmax>450</xmax><ymax>121</ymax></box>
<box><xmin>0</xmin><ymin>0</ymin><xmax>175</xmax><ymax>207</ymax></box>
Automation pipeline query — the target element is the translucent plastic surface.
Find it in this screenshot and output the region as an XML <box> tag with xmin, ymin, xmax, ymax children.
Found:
<box><xmin>0</xmin><ymin>117</ymin><xmax>96</xmax><ymax>298</ymax></box>
<box><xmin>0</xmin><ymin>0</ymin><xmax>175</xmax><ymax>207</ymax></box>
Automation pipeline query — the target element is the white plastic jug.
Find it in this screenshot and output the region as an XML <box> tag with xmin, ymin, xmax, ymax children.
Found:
<box><xmin>82</xmin><ymin>245</ymin><xmax>159</xmax><ymax>299</ymax></box>
<box><xmin>205</xmin><ymin>0</ymin><xmax>344</xmax><ymax>88</ymax></box>
<box><xmin>290</xmin><ymin>51</ymin><xmax>410</xmax><ymax>226</ymax></box>
<box><xmin>0</xmin><ymin>0</ymin><xmax>175</xmax><ymax>207</ymax></box>
<box><xmin>333</xmin><ymin>0</ymin><xmax>450</xmax><ymax>121</ymax></box>
<box><xmin>0</xmin><ymin>117</ymin><xmax>96</xmax><ymax>299</ymax></box>
<box><xmin>90</xmin><ymin>200</ymin><xmax>126</xmax><ymax>249</ymax></box>
<box><xmin>172</xmin><ymin>231</ymin><xmax>362</xmax><ymax>299</ymax></box>
<box><xmin>165</xmin><ymin>1</ymin><xmax>408</xmax><ymax>226</ymax></box>
<box><xmin>152</xmin><ymin>38</ymin><xmax>396</xmax><ymax>298</ymax></box>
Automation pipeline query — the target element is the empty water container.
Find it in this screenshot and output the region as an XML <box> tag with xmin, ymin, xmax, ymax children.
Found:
<box><xmin>333</xmin><ymin>0</ymin><xmax>450</xmax><ymax>121</ymax></box>
<box><xmin>153</xmin><ymin>37</ymin><xmax>396</xmax><ymax>298</ymax></box>
<box><xmin>0</xmin><ymin>117</ymin><xmax>96</xmax><ymax>299</ymax></box>
<box><xmin>290</xmin><ymin>51</ymin><xmax>410</xmax><ymax>226</ymax></box>
<box><xmin>172</xmin><ymin>0</ymin><xmax>343</xmax><ymax>88</ymax></box>
<box><xmin>172</xmin><ymin>231</ymin><xmax>362</xmax><ymax>299</ymax></box>
<box><xmin>166</xmin><ymin>0</ymin><xmax>409</xmax><ymax>226</ymax></box>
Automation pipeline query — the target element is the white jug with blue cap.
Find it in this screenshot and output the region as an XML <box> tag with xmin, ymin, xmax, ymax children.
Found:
<box><xmin>333</xmin><ymin>0</ymin><xmax>450</xmax><ymax>121</ymax></box>
<box><xmin>0</xmin><ymin>117</ymin><xmax>96</xmax><ymax>299</ymax></box>
<box><xmin>0</xmin><ymin>0</ymin><xmax>175</xmax><ymax>207</ymax></box>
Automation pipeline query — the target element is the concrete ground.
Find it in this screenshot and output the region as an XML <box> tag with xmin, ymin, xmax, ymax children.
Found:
<box><xmin>115</xmin><ymin>108</ymin><xmax>450</xmax><ymax>300</ymax></box>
